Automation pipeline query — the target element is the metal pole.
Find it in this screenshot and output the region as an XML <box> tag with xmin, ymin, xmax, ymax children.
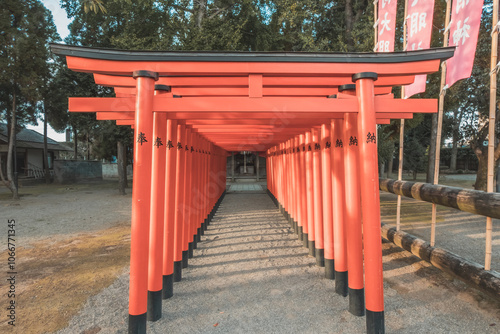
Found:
<box><xmin>486</xmin><ymin>0</ymin><xmax>499</xmax><ymax>271</ymax></box>
<box><xmin>431</xmin><ymin>0</ymin><xmax>452</xmax><ymax>247</ymax></box>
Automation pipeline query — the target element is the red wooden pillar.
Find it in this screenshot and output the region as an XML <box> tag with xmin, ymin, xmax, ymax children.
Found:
<box><xmin>294</xmin><ymin>136</ymin><xmax>302</xmax><ymax>239</ymax></box>
<box><xmin>354</xmin><ymin>72</ymin><xmax>384</xmax><ymax>334</ymax></box>
<box><xmin>147</xmin><ymin>106</ymin><xmax>166</xmax><ymax>321</ymax></box>
<box><xmin>299</xmin><ymin>134</ymin><xmax>308</xmax><ymax>247</ymax></box>
<box><xmin>305</xmin><ymin>130</ymin><xmax>315</xmax><ymax>256</ymax></box>
<box><xmin>182</xmin><ymin>128</ymin><xmax>192</xmax><ymax>267</ymax></box>
<box><xmin>129</xmin><ymin>70</ymin><xmax>157</xmax><ymax>334</ymax></box>
<box><xmin>190</xmin><ymin>133</ymin><xmax>199</xmax><ymax>250</ymax></box>
<box><xmin>173</xmin><ymin>124</ymin><xmax>186</xmax><ymax>282</ymax></box>
<box><xmin>332</xmin><ymin>118</ymin><xmax>347</xmax><ymax>296</ymax></box>
<box><xmin>321</xmin><ymin>124</ymin><xmax>334</xmax><ymax>278</ymax></box>
<box><xmin>312</xmin><ymin>128</ymin><xmax>324</xmax><ymax>266</ymax></box>
<box><xmin>162</xmin><ymin>119</ymin><xmax>177</xmax><ymax>299</ymax></box>
<box><xmin>287</xmin><ymin>139</ymin><xmax>294</xmax><ymax>228</ymax></box>
<box><xmin>344</xmin><ymin>111</ymin><xmax>365</xmax><ymax>316</ymax></box>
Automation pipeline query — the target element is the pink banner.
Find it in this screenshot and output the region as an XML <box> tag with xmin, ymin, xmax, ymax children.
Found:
<box><xmin>445</xmin><ymin>0</ymin><xmax>484</xmax><ymax>88</ymax></box>
<box><xmin>377</xmin><ymin>0</ymin><xmax>398</xmax><ymax>52</ymax></box>
<box><xmin>404</xmin><ymin>0</ymin><xmax>435</xmax><ymax>98</ymax></box>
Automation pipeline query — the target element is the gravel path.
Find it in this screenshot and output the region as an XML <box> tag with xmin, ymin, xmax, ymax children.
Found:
<box><xmin>0</xmin><ymin>183</ymin><xmax>131</xmax><ymax>252</ymax></box>
<box><xmin>58</xmin><ymin>192</ymin><xmax>499</xmax><ymax>334</ymax></box>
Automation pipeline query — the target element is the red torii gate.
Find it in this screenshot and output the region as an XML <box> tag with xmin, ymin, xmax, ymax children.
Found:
<box><xmin>51</xmin><ymin>44</ymin><xmax>454</xmax><ymax>334</ymax></box>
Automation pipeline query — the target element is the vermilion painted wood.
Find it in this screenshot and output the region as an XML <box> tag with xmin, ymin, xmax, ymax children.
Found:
<box><xmin>129</xmin><ymin>75</ymin><xmax>155</xmax><ymax>316</ymax></box>
<box><xmin>94</xmin><ymin>73</ymin><xmax>416</xmax><ymax>88</ymax></box>
<box><xmin>321</xmin><ymin>124</ymin><xmax>334</xmax><ymax>263</ymax></box>
<box><xmin>114</xmin><ymin>86</ymin><xmax>395</xmax><ymax>97</ymax></box>
<box><xmin>331</xmin><ymin>119</ymin><xmax>347</xmax><ymax>277</ymax></box>
<box><xmin>299</xmin><ymin>134</ymin><xmax>307</xmax><ymax>237</ymax></box>
<box><xmin>182</xmin><ymin>128</ymin><xmax>193</xmax><ymax>257</ymax></box>
<box><xmin>108</xmin><ymin>111</ymin><xmax>416</xmax><ymax>121</ymax></box>
<box><xmin>294</xmin><ymin>136</ymin><xmax>302</xmax><ymax>230</ymax></box>
<box><xmin>69</xmin><ymin>96</ymin><xmax>437</xmax><ymax>114</ymax></box>
<box><xmin>66</xmin><ymin>56</ymin><xmax>441</xmax><ymax>76</ymax></box>
<box><xmin>148</xmin><ymin>112</ymin><xmax>167</xmax><ymax>295</ymax></box>
<box><xmin>355</xmin><ymin>76</ymin><xmax>384</xmax><ymax>313</ymax></box>
<box><xmin>312</xmin><ymin>128</ymin><xmax>324</xmax><ymax>255</ymax></box>
<box><xmin>163</xmin><ymin>119</ymin><xmax>177</xmax><ymax>277</ymax></box>
<box><xmin>305</xmin><ymin>131</ymin><xmax>315</xmax><ymax>249</ymax></box>
<box><xmin>343</xmin><ymin>113</ymin><xmax>363</xmax><ymax>290</ymax></box>
<box><xmin>173</xmin><ymin>124</ymin><xmax>186</xmax><ymax>264</ymax></box>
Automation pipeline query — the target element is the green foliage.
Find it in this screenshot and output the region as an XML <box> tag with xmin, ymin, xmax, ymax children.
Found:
<box><xmin>0</xmin><ymin>0</ymin><xmax>59</xmax><ymax>126</ymax></box>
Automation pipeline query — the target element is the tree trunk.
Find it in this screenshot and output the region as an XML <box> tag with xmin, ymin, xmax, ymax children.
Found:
<box><xmin>7</xmin><ymin>90</ymin><xmax>19</xmax><ymax>200</ymax></box>
<box><xmin>117</xmin><ymin>141</ymin><xmax>126</xmax><ymax>195</ymax></box>
<box><xmin>345</xmin><ymin>0</ymin><xmax>354</xmax><ymax>51</ymax></box>
<box><xmin>43</xmin><ymin>108</ymin><xmax>51</xmax><ymax>184</ymax></box>
<box><xmin>196</xmin><ymin>0</ymin><xmax>207</xmax><ymax>29</ymax></box>
<box><xmin>387</xmin><ymin>145</ymin><xmax>394</xmax><ymax>178</ymax></box>
<box><xmin>86</xmin><ymin>131</ymin><xmax>90</xmax><ymax>160</ymax></box>
<box><xmin>474</xmin><ymin>147</ymin><xmax>488</xmax><ymax>191</ymax></box>
<box><xmin>427</xmin><ymin>113</ymin><xmax>438</xmax><ymax>183</ymax></box>
<box><xmin>450</xmin><ymin>135</ymin><xmax>458</xmax><ymax>172</ymax></box>
<box><xmin>73</xmin><ymin>127</ymin><xmax>78</xmax><ymax>159</ymax></box>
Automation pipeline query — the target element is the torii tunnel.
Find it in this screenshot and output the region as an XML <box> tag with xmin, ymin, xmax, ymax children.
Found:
<box><xmin>51</xmin><ymin>44</ymin><xmax>454</xmax><ymax>334</ymax></box>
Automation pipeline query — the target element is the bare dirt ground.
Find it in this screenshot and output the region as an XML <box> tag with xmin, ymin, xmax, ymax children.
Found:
<box><xmin>0</xmin><ymin>181</ymin><xmax>499</xmax><ymax>333</ymax></box>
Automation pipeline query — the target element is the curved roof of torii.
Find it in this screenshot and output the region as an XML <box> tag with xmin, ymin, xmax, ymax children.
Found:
<box><xmin>51</xmin><ymin>43</ymin><xmax>454</xmax><ymax>152</ymax></box>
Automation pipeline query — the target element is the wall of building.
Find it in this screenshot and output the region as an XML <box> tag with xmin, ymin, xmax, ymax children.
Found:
<box><xmin>53</xmin><ymin>160</ymin><xmax>102</xmax><ymax>184</ymax></box>
<box><xmin>102</xmin><ymin>163</ymin><xmax>133</xmax><ymax>178</ymax></box>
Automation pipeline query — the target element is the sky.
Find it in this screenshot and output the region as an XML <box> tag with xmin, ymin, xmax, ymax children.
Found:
<box><xmin>26</xmin><ymin>1</ymin><xmax>72</xmax><ymax>142</ymax></box>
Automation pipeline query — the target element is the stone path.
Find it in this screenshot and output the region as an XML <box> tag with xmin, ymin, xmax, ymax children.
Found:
<box><xmin>59</xmin><ymin>192</ymin><xmax>500</xmax><ymax>334</ymax></box>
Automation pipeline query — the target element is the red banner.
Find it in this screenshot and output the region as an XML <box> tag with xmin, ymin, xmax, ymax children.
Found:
<box><xmin>377</xmin><ymin>0</ymin><xmax>398</xmax><ymax>52</ymax></box>
<box><xmin>404</xmin><ymin>0</ymin><xmax>435</xmax><ymax>98</ymax></box>
<box><xmin>445</xmin><ymin>0</ymin><xmax>484</xmax><ymax>88</ymax></box>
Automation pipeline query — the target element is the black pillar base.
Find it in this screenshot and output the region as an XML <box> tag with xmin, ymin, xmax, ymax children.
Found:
<box><xmin>201</xmin><ymin>223</ymin><xmax>205</xmax><ymax>235</ymax></box>
<box><xmin>349</xmin><ymin>288</ymin><xmax>365</xmax><ymax>316</ymax></box>
<box><xmin>325</xmin><ymin>259</ymin><xmax>335</xmax><ymax>279</ymax></box>
<box><xmin>197</xmin><ymin>228</ymin><xmax>202</xmax><ymax>241</ymax></box>
<box><xmin>366</xmin><ymin>310</ymin><xmax>385</xmax><ymax>334</ymax></box>
<box><xmin>203</xmin><ymin>219</ymin><xmax>208</xmax><ymax>231</ymax></box>
<box><xmin>162</xmin><ymin>274</ymin><xmax>173</xmax><ymax>299</ymax></box>
<box><xmin>147</xmin><ymin>290</ymin><xmax>162</xmax><ymax>322</ymax></box>
<box><xmin>188</xmin><ymin>242</ymin><xmax>194</xmax><ymax>258</ymax></box>
<box><xmin>303</xmin><ymin>233</ymin><xmax>309</xmax><ymax>248</ymax></box>
<box><xmin>308</xmin><ymin>240</ymin><xmax>315</xmax><ymax>257</ymax></box>
<box><xmin>129</xmin><ymin>313</ymin><xmax>146</xmax><ymax>334</ymax></box>
<box><xmin>182</xmin><ymin>250</ymin><xmax>189</xmax><ymax>268</ymax></box>
<box><xmin>335</xmin><ymin>271</ymin><xmax>348</xmax><ymax>297</ymax></box>
<box><xmin>293</xmin><ymin>220</ymin><xmax>297</xmax><ymax>233</ymax></box>
<box><xmin>298</xmin><ymin>225</ymin><xmax>303</xmax><ymax>241</ymax></box>
<box><xmin>193</xmin><ymin>237</ymin><xmax>198</xmax><ymax>250</ymax></box>
<box><xmin>315</xmin><ymin>248</ymin><xmax>325</xmax><ymax>267</ymax></box>
<box><xmin>173</xmin><ymin>261</ymin><xmax>182</xmax><ymax>282</ymax></box>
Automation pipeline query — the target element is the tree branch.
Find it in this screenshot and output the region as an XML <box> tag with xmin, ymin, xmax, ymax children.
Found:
<box><xmin>170</xmin><ymin>4</ymin><xmax>194</xmax><ymax>13</ymax></box>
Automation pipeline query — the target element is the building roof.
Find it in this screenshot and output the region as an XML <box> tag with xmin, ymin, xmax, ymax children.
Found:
<box><xmin>0</xmin><ymin>124</ymin><xmax>72</xmax><ymax>151</ymax></box>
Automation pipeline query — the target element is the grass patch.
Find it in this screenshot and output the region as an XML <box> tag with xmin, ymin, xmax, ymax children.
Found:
<box><xmin>0</xmin><ymin>222</ymin><xmax>130</xmax><ymax>334</ymax></box>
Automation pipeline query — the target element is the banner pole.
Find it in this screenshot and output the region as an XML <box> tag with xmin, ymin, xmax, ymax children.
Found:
<box><xmin>431</xmin><ymin>0</ymin><xmax>452</xmax><ymax>247</ymax></box>
<box><xmin>397</xmin><ymin>0</ymin><xmax>409</xmax><ymax>232</ymax></box>
<box><xmin>374</xmin><ymin>0</ymin><xmax>378</xmax><ymax>51</ymax></box>
<box><xmin>486</xmin><ymin>0</ymin><xmax>499</xmax><ymax>271</ymax></box>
